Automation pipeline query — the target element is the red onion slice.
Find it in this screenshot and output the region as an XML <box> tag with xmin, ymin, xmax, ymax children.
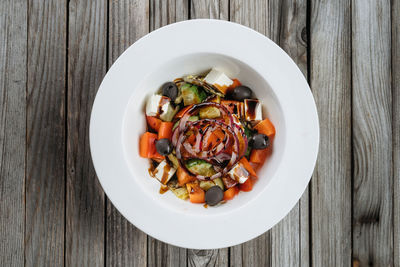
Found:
<box><xmin>172</xmin><ymin>102</ymin><xmax>248</xmax><ymax>180</ymax></box>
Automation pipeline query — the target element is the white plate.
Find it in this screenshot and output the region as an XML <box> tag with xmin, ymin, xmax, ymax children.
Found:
<box><xmin>90</xmin><ymin>19</ymin><xmax>319</xmax><ymax>249</ymax></box>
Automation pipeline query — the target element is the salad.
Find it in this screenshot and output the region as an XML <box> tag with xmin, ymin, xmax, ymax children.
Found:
<box><xmin>139</xmin><ymin>68</ymin><xmax>275</xmax><ymax>206</ymax></box>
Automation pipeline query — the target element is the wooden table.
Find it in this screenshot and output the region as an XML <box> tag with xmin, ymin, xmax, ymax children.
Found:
<box><xmin>1</xmin><ymin>0</ymin><xmax>399</xmax><ymax>266</ymax></box>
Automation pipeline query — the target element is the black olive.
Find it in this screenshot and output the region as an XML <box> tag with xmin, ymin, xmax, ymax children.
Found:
<box><xmin>228</xmin><ymin>86</ymin><xmax>253</xmax><ymax>101</ymax></box>
<box><xmin>249</xmin><ymin>133</ymin><xmax>270</xmax><ymax>149</ymax></box>
<box><xmin>205</xmin><ymin>186</ymin><xmax>223</xmax><ymax>206</ymax></box>
<box><xmin>155</xmin><ymin>138</ymin><xmax>173</xmax><ymax>155</ymax></box>
<box><xmin>161</xmin><ymin>82</ymin><xmax>178</xmax><ymax>101</ymax></box>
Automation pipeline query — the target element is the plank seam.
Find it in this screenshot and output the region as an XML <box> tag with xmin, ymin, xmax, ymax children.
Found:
<box><xmin>227</xmin><ymin>0</ymin><xmax>230</xmax><ymax>21</ymax></box>
<box><xmin>104</xmin><ymin>1</ymin><xmax>110</xmax><ymax>266</ymax></box>
<box><xmin>306</xmin><ymin>0</ymin><xmax>312</xmax><ymax>266</ymax></box>
<box><xmin>64</xmin><ymin>1</ymin><xmax>69</xmax><ymax>267</ymax></box>
<box><xmin>25</xmin><ymin>0</ymin><xmax>29</xmax><ymax>266</ymax></box>
<box><xmin>390</xmin><ymin>0</ymin><xmax>395</xmax><ymax>264</ymax></box>
<box><xmin>188</xmin><ymin>0</ymin><xmax>191</xmax><ymax>20</ymax></box>
<box><xmin>350</xmin><ymin>0</ymin><xmax>354</xmax><ymax>264</ymax></box>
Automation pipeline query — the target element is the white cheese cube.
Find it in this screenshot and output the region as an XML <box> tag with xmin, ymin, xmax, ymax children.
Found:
<box><xmin>153</xmin><ymin>160</ymin><xmax>176</xmax><ymax>185</ymax></box>
<box><xmin>204</xmin><ymin>68</ymin><xmax>233</xmax><ymax>91</ymax></box>
<box><xmin>244</xmin><ymin>99</ymin><xmax>262</xmax><ymax>121</ymax></box>
<box><xmin>227</xmin><ymin>162</ymin><xmax>249</xmax><ymax>184</ymax></box>
<box><xmin>145</xmin><ymin>94</ymin><xmax>162</xmax><ymax>117</ymax></box>
<box><xmin>159</xmin><ymin>101</ymin><xmax>177</xmax><ymax>122</ymax></box>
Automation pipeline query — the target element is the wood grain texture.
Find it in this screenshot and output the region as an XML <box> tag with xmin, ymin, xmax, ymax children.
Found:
<box><xmin>230</xmin><ymin>1</ymin><xmax>271</xmax><ymax>266</ymax></box>
<box><xmin>106</xmin><ymin>1</ymin><xmax>149</xmax><ymax>266</ymax></box>
<box><xmin>187</xmin><ymin>250</ymin><xmax>228</xmax><ymax>267</ymax></box>
<box><xmin>393</xmin><ymin>1</ymin><xmax>400</xmax><ymax>266</ymax></box>
<box><xmin>25</xmin><ymin>1</ymin><xmax>66</xmax><ymax>266</ymax></box>
<box><xmin>230</xmin><ymin>234</ymin><xmax>270</xmax><ymax>267</ymax></box>
<box><xmin>150</xmin><ymin>0</ymin><xmax>189</xmax><ymax>29</ymax></box>
<box><xmin>190</xmin><ymin>0</ymin><xmax>228</xmax><ymax>20</ymax></box>
<box><xmin>0</xmin><ymin>1</ymin><xmax>26</xmax><ymax>266</ymax></box>
<box><xmin>310</xmin><ymin>0</ymin><xmax>352</xmax><ymax>266</ymax></box>
<box><xmin>187</xmin><ymin>1</ymin><xmax>229</xmax><ymax>266</ymax></box>
<box><xmin>147</xmin><ymin>238</ymin><xmax>187</xmax><ymax>267</ymax></box>
<box><xmin>269</xmin><ymin>0</ymin><xmax>309</xmax><ymax>266</ymax></box>
<box><xmin>147</xmin><ymin>1</ymin><xmax>188</xmax><ymax>266</ymax></box>
<box><xmin>230</xmin><ymin>0</ymin><xmax>267</xmax><ymax>34</ymax></box>
<box><xmin>352</xmin><ymin>0</ymin><xmax>393</xmax><ymax>265</ymax></box>
<box><xmin>66</xmin><ymin>0</ymin><xmax>107</xmax><ymax>266</ymax></box>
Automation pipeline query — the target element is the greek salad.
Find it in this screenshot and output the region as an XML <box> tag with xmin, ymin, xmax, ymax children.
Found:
<box><xmin>139</xmin><ymin>68</ymin><xmax>275</xmax><ymax>206</ymax></box>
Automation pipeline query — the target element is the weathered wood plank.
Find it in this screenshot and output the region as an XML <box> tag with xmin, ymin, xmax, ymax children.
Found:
<box><xmin>147</xmin><ymin>238</ymin><xmax>187</xmax><ymax>267</ymax></box>
<box><xmin>147</xmin><ymin>1</ymin><xmax>188</xmax><ymax>266</ymax></box>
<box><xmin>310</xmin><ymin>0</ymin><xmax>352</xmax><ymax>266</ymax></box>
<box><xmin>229</xmin><ymin>1</ymin><xmax>271</xmax><ymax>265</ymax></box>
<box><xmin>0</xmin><ymin>1</ymin><xmax>27</xmax><ymax>266</ymax></box>
<box><xmin>106</xmin><ymin>1</ymin><xmax>149</xmax><ymax>266</ymax></box>
<box><xmin>66</xmin><ymin>0</ymin><xmax>107</xmax><ymax>266</ymax></box>
<box><xmin>187</xmin><ymin>249</ymin><xmax>228</xmax><ymax>267</ymax></box>
<box><xmin>269</xmin><ymin>0</ymin><xmax>309</xmax><ymax>266</ymax></box>
<box><xmin>230</xmin><ymin>0</ymin><xmax>267</xmax><ymax>34</ymax></box>
<box><xmin>393</xmin><ymin>0</ymin><xmax>400</xmax><ymax>265</ymax></box>
<box><xmin>352</xmin><ymin>0</ymin><xmax>393</xmax><ymax>265</ymax></box>
<box><xmin>25</xmin><ymin>1</ymin><xmax>66</xmax><ymax>266</ymax></box>
<box><xmin>231</xmin><ymin>234</ymin><xmax>272</xmax><ymax>267</ymax></box>
<box><xmin>190</xmin><ymin>0</ymin><xmax>228</xmax><ymax>20</ymax></box>
<box><xmin>187</xmin><ymin>1</ymin><xmax>229</xmax><ymax>266</ymax></box>
<box><xmin>150</xmin><ymin>0</ymin><xmax>189</xmax><ymax>29</ymax></box>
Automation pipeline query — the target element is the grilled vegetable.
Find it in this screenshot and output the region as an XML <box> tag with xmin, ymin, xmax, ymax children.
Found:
<box><xmin>183</xmin><ymin>75</ymin><xmax>225</xmax><ymax>97</ymax></box>
<box><xmin>199</xmin><ymin>106</ymin><xmax>221</xmax><ymax>119</ymax></box>
<box><xmin>181</xmin><ymin>83</ymin><xmax>207</xmax><ymax>106</ymax></box>
<box><xmin>223</xmin><ymin>186</ymin><xmax>239</xmax><ymax>200</ymax></box>
<box><xmin>167</xmin><ymin>153</ymin><xmax>179</xmax><ymax>169</ymax></box>
<box><xmin>199</xmin><ymin>180</ymin><xmax>216</xmax><ymax>191</ymax></box>
<box><xmin>186</xmin><ymin>182</ymin><xmax>205</xmax><ymax>203</ymax></box>
<box><xmin>167</xmin><ymin>179</ymin><xmax>189</xmax><ymax>200</ymax></box>
<box><xmin>254</xmin><ymin>118</ymin><xmax>276</xmax><ymax>138</ymax></box>
<box><xmin>177</xmin><ymin>167</ymin><xmax>196</xmax><ymax>186</ymax></box>
<box><xmin>139</xmin><ymin>132</ymin><xmax>164</xmax><ymax>160</ymax></box>
<box><xmin>185</xmin><ymin>159</ymin><xmax>216</xmax><ymax>177</ymax></box>
<box><xmin>213</xmin><ymin>178</ymin><xmax>224</xmax><ymax>190</ymax></box>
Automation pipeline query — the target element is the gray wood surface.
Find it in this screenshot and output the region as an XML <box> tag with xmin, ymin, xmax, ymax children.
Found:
<box><xmin>191</xmin><ymin>0</ymin><xmax>228</xmax><ymax>20</ymax></box>
<box><xmin>1</xmin><ymin>0</ymin><xmax>399</xmax><ymax>266</ymax></box>
<box><xmin>0</xmin><ymin>1</ymin><xmax>26</xmax><ymax>266</ymax></box>
<box><xmin>25</xmin><ymin>1</ymin><xmax>66</xmax><ymax>266</ymax></box>
<box><xmin>310</xmin><ymin>0</ymin><xmax>352</xmax><ymax>266</ymax></box>
<box><xmin>352</xmin><ymin>0</ymin><xmax>393</xmax><ymax>265</ymax></box>
<box><xmin>106</xmin><ymin>1</ymin><xmax>148</xmax><ymax>266</ymax></box>
<box><xmin>393</xmin><ymin>1</ymin><xmax>400</xmax><ymax>266</ymax></box>
<box><xmin>66</xmin><ymin>0</ymin><xmax>107</xmax><ymax>266</ymax></box>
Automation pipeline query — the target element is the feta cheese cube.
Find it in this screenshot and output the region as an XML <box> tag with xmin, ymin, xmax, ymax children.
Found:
<box><xmin>152</xmin><ymin>160</ymin><xmax>176</xmax><ymax>185</ymax></box>
<box><xmin>244</xmin><ymin>99</ymin><xmax>262</xmax><ymax>121</ymax></box>
<box><xmin>204</xmin><ymin>68</ymin><xmax>233</xmax><ymax>93</ymax></box>
<box><xmin>146</xmin><ymin>94</ymin><xmax>177</xmax><ymax>121</ymax></box>
<box><xmin>227</xmin><ymin>162</ymin><xmax>249</xmax><ymax>184</ymax></box>
<box><xmin>159</xmin><ymin>101</ymin><xmax>177</xmax><ymax>122</ymax></box>
<box><xmin>145</xmin><ymin>94</ymin><xmax>162</xmax><ymax>117</ymax></box>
